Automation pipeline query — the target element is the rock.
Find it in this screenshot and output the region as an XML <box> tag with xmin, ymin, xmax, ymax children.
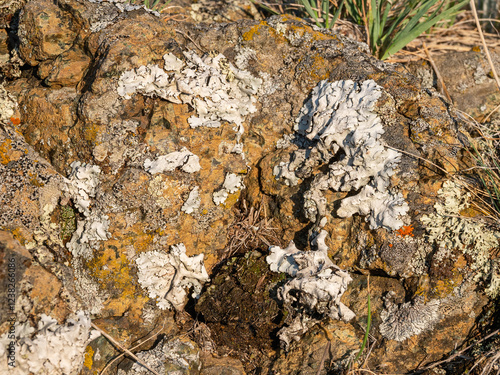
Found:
<box><xmin>407</xmin><ymin>50</ymin><xmax>500</xmax><ymax>120</ymax></box>
<box><xmin>38</xmin><ymin>47</ymin><xmax>91</xmax><ymax>87</ymax></box>
<box><xmin>0</xmin><ymin>1</ymin><xmax>498</xmax><ymax>374</ymax></box>
<box><xmin>18</xmin><ymin>0</ymin><xmax>79</xmax><ymax>66</ymax></box>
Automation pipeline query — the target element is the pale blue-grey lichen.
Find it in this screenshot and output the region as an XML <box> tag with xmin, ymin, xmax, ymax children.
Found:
<box><xmin>379</xmin><ymin>294</ymin><xmax>440</xmax><ymax>342</ymax></box>
<box><xmin>274</xmin><ymin>79</ymin><xmax>408</xmax><ymax>231</ymax></box>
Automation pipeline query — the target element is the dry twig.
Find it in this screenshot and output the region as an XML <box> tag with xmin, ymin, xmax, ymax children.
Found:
<box><xmin>92</xmin><ymin>322</ymin><xmax>162</xmax><ymax>375</ymax></box>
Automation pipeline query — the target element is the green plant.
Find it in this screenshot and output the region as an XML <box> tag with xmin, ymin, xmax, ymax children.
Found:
<box><xmin>353</xmin><ymin>276</ymin><xmax>372</xmax><ymax>365</ymax></box>
<box><xmin>259</xmin><ymin>0</ymin><xmax>468</xmax><ymax>60</ymax></box>
<box><xmin>298</xmin><ymin>0</ymin><xmax>345</xmax><ymax>29</ymax></box>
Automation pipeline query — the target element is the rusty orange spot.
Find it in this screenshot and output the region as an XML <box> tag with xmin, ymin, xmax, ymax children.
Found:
<box><xmin>396</xmin><ymin>225</ymin><xmax>414</xmax><ymax>237</ymax></box>
<box><xmin>10</xmin><ymin>117</ymin><xmax>20</xmax><ymax>125</ymax></box>
<box><xmin>389</xmin><ymin>243</ymin><xmax>393</xmax><ymax>247</ymax></box>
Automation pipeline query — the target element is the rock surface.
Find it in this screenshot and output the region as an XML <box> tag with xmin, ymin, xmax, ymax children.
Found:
<box><xmin>0</xmin><ymin>1</ymin><xmax>498</xmax><ymax>374</ymax></box>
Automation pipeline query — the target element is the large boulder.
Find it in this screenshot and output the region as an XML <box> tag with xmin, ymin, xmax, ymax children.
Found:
<box><xmin>0</xmin><ymin>1</ymin><xmax>498</xmax><ymax>374</ymax></box>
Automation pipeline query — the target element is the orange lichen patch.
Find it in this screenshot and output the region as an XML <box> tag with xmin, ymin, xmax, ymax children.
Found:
<box><xmin>0</xmin><ymin>138</ymin><xmax>24</xmax><ymax>164</ymax></box>
<box><xmin>83</xmin><ymin>123</ymin><xmax>101</xmax><ymax>143</ymax></box>
<box><xmin>10</xmin><ymin>117</ymin><xmax>21</xmax><ymax>125</ymax></box>
<box><xmin>87</xmin><ymin>243</ymin><xmax>140</xmax><ymax>316</ymax></box>
<box><xmin>388</xmin><ymin>243</ymin><xmax>393</xmax><ymax>247</ymax></box>
<box><xmin>308</xmin><ymin>53</ymin><xmax>331</xmax><ymax>82</ymax></box>
<box><xmin>396</xmin><ymin>225</ymin><xmax>414</xmax><ymax>237</ymax></box>
<box><xmin>84</xmin><ymin>346</ymin><xmax>94</xmax><ymax>370</ymax></box>
<box><xmin>242</xmin><ymin>21</ymin><xmax>269</xmax><ymax>42</ymax></box>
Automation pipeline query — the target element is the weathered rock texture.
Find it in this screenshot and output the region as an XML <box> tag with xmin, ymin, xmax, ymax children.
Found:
<box><xmin>0</xmin><ymin>1</ymin><xmax>498</xmax><ymax>374</ymax></box>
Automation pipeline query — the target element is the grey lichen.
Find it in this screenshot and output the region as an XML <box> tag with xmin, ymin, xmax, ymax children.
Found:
<box><xmin>421</xmin><ymin>180</ymin><xmax>500</xmax><ymax>297</ymax></box>
<box><xmin>274</xmin><ymin>79</ymin><xmax>408</xmax><ymax>231</ymax></box>
<box><xmin>118</xmin><ymin>50</ymin><xmax>262</xmax><ymax>139</ymax></box>
<box><xmin>267</xmin><ymin>230</ymin><xmax>355</xmax><ymax>349</ymax></box>
<box><xmin>0</xmin><ymin>311</ymin><xmax>100</xmax><ymax>375</ymax></box>
<box><xmin>379</xmin><ymin>294</ymin><xmax>440</xmax><ymax>342</ymax></box>
<box><xmin>117</xmin><ymin>338</ymin><xmax>200</xmax><ymax>375</ymax></box>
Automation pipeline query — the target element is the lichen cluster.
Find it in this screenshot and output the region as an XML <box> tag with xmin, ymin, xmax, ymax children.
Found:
<box><xmin>267</xmin><ymin>231</ymin><xmax>355</xmax><ymax>349</ymax></box>
<box><xmin>0</xmin><ymin>312</ymin><xmax>99</xmax><ymax>375</ymax></box>
<box><xmin>421</xmin><ymin>180</ymin><xmax>500</xmax><ymax>297</ymax></box>
<box><xmin>274</xmin><ymin>79</ymin><xmax>408</xmax><ymax>231</ymax></box>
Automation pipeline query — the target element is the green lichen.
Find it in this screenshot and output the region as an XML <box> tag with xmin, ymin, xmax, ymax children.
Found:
<box><xmin>60</xmin><ymin>204</ymin><xmax>76</xmax><ymax>243</ymax></box>
<box><xmin>421</xmin><ymin>180</ymin><xmax>500</xmax><ymax>297</ymax></box>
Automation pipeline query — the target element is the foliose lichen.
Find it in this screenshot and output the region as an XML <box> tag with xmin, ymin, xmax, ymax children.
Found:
<box><xmin>274</xmin><ymin>79</ymin><xmax>408</xmax><ymax>231</ymax></box>
<box><xmin>117</xmin><ymin>338</ymin><xmax>200</xmax><ymax>375</ymax></box>
<box><xmin>267</xmin><ymin>230</ymin><xmax>355</xmax><ymax>349</ymax></box>
<box><xmin>118</xmin><ymin>50</ymin><xmax>262</xmax><ymax>139</ymax></box>
<box><xmin>0</xmin><ymin>311</ymin><xmax>100</xmax><ymax>375</ymax></box>
<box><xmin>212</xmin><ymin>173</ymin><xmax>245</xmax><ymax>206</ymax></box>
<box><xmin>420</xmin><ymin>180</ymin><xmax>500</xmax><ymax>297</ymax></box>
<box><xmin>135</xmin><ymin>243</ymin><xmax>209</xmax><ymax>311</ymax></box>
<box><xmin>379</xmin><ymin>294</ymin><xmax>440</xmax><ymax>342</ymax></box>
<box><xmin>181</xmin><ymin>186</ymin><xmax>201</xmax><ymax>214</ymax></box>
<box><xmin>144</xmin><ymin>147</ymin><xmax>201</xmax><ymax>175</ymax></box>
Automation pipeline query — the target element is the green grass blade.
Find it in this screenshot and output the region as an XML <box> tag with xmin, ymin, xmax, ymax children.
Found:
<box><xmin>249</xmin><ymin>0</ymin><xmax>280</xmax><ymax>15</ymax></box>
<box><xmin>354</xmin><ymin>290</ymin><xmax>371</xmax><ymax>364</ymax></box>
<box><xmin>323</xmin><ymin>0</ymin><xmax>330</xmax><ymax>28</ymax></box>
<box><xmin>379</xmin><ymin>0</ymin><xmax>392</xmax><ymax>33</ymax></box>
<box><xmin>329</xmin><ymin>0</ymin><xmax>345</xmax><ymax>28</ymax></box>
<box><xmin>381</xmin><ymin>0</ymin><xmax>468</xmax><ymax>59</ymax></box>
<box><xmin>299</xmin><ymin>0</ymin><xmax>321</xmax><ymax>27</ymax></box>
<box><xmin>344</xmin><ymin>0</ymin><xmax>363</xmax><ymax>24</ymax></box>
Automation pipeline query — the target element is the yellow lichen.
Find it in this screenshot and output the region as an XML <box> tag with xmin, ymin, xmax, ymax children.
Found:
<box><xmin>242</xmin><ymin>21</ymin><xmax>268</xmax><ymax>42</ymax></box>
<box><xmin>84</xmin><ymin>345</ymin><xmax>94</xmax><ymax>370</ymax></box>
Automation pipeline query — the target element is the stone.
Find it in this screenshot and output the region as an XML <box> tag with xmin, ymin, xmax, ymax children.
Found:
<box><xmin>0</xmin><ymin>1</ymin><xmax>497</xmax><ymax>374</ymax></box>
<box><xmin>18</xmin><ymin>0</ymin><xmax>79</xmax><ymax>66</ymax></box>
<box><xmin>38</xmin><ymin>47</ymin><xmax>91</xmax><ymax>87</ymax></box>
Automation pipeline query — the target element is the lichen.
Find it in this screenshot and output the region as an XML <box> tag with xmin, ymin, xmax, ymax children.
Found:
<box><xmin>267</xmin><ymin>230</ymin><xmax>355</xmax><ymax>349</ymax></box>
<box><xmin>181</xmin><ymin>186</ymin><xmax>201</xmax><ymax>214</ymax></box>
<box><xmin>117</xmin><ymin>338</ymin><xmax>200</xmax><ymax>375</ymax></box>
<box><xmin>0</xmin><ymin>311</ymin><xmax>100</xmax><ymax>375</ymax></box>
<box><xmin>144</xmin><ymin>147</ymin><xmax>201</xmax><ymax>174</ymax></box>
<box><xmin>135</xmin><ymin>243</ymin><xmax>209</xmax><ymax>310</ymax></box>
<box><xmin>379</xmin><ymin>294</ymin><xmax>440</xmax><ymax>342</ymax></box>
<box><xmin>421</xmin><ymin>180</ymin><xmax>500</xmax><ymax>297</ymax></box>
<box><xmin>274</xmin><ymin>79</ymin><xmax>408</xmax><ymax>231</ymax></box>
<box><xmin>118</xmin><ymin>50</ymin><xmax>262</xmax><ymax>139</ymax></box>
<box><xmin>0</xmin><ymin>83</ymin><xmax>17</xmax><ymax>124</ymax></box>
<box><xmin>212</xmin><ymin>173</ymin><xmax>245</xmax><ymax>206</ymax></box>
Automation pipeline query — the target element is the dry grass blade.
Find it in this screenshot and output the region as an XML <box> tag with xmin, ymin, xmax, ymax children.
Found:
<box><xmin>223</xmin><ymin>199</ymin><xmax>281</xmax><ymax>259</ymax></box>
<box><xmin>470</xmin><ymin>0</ymin><xmax>500</xmax><ymax>91</ymax></box>
<box><xmin>92</xmin><ymin>322</ymin><xmax>162</xmax><ymax>375</ymax></box>
<box><xmin>418</xmin><ymin>329</ymin><xmax>500</xmax><ymax>371</ymax></box>
<box><xmin>99</xmin><ymin>318</ymin><xmax>168</xmax><ymax>375</ymax></box>
<box><xmin>422</xmin><ymin>42</ymin><xmax>452</xmax><ymax>102</ymax></box>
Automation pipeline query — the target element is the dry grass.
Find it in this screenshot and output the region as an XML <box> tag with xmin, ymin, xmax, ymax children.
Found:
<box><xmin>223</xmin><ymin>198</ymin><xmax>281</xmax><ymax>260</ymax></box>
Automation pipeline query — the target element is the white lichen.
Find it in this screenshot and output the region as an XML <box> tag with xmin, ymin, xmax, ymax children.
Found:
<box><xmin>118</xmin><ymin>50</ymin><xmax>262</xmax><ymax>139</ymax></box>
<box><xmin>212</xmin><ymin>173</ymin><xmax>245</xmax><ymax>205</ymax></box>
<box><xmin>163</xmin><ymin>53</ymin><xmax>185</xmax><ymax>72</ymax></box>
<box><xmin>181</xmin><ymin>186</ymin><xmax>201</xmax><ymax>214</ymax></box>
<box><xmin>0</xmin><ymin>311</ymin><xmax>100</xmax><ymax>375</ymax></box>
<box><xmin>267</xmin><ymin>230</ymin><xmax>355</xmax><ymax>349</ymax></box>
<box><xmin>0</xmin><ymin>83</ymin><xmax>17</xmax><ymax>124</ymax></box>
<box><xmin>379</xmin><ymin>294</ymin><xmax>440</xmax><ymax>342</ymax></box>
<box><xmin>66</xmin><ymin>212</ymin><xmax>111</xmax><ymax>260</ymax></box>
<box><xmin>135</xmin><ymin>244</ymin><xmax>209</xmax><ymax>311</ymax></box>
<box><xmin>64</xmin><ymin>162</ymin><xmax>110</xmax><ymax>260</ymax></box>
<box><xmin>64</xmin><ymin>161</ymin><xmax>101</xmax><ymax>217</ymax></box>
<box><xmin>421</xmin><ymin>180</ymin><xmax>500</xmax><ymax>297</ymax></box>
<box><xmin>274</xmin><ymin>79</ymin><xmax>408</xmax><ymax>230</ymax></box>
<box><xmin>144</xmin><ymin>147</ymin><xmax>201</xmax><ymax>174</ymax></box>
